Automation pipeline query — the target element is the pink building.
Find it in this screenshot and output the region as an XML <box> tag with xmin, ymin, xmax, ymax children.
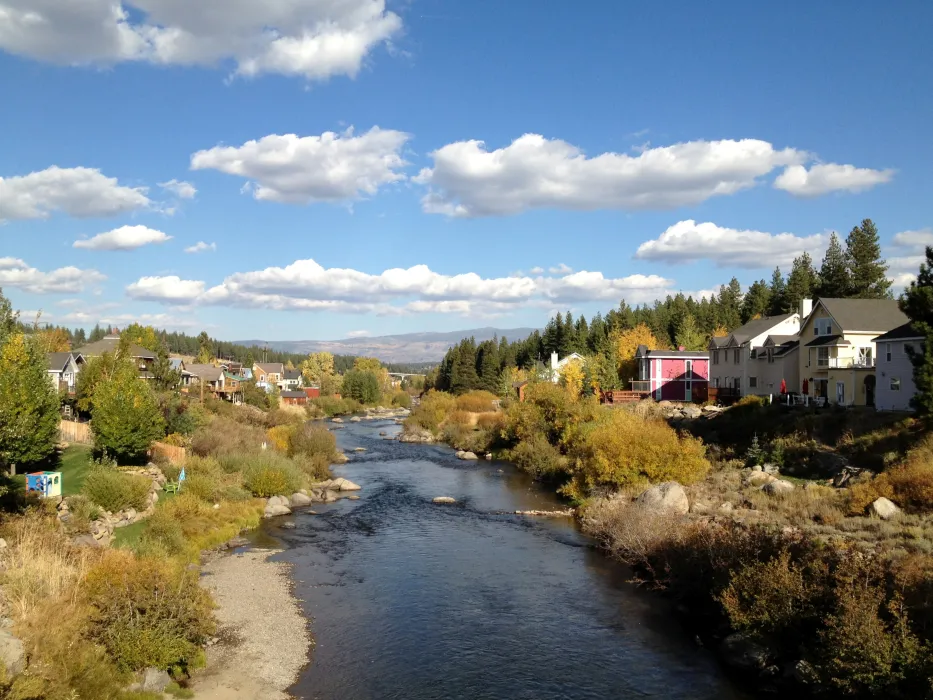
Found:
<box><xmin>634</xmin><ymin>345</ymin><xmax>710</xmax><ymax>402</ymax></box>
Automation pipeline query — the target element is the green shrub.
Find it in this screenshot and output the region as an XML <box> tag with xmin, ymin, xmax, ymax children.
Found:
<box><xmin>510</xmin><ymin>434</ymin><xmax>567</xmax><ymax>480</ymax></box>
<box><xmin>62</xmin><ymin>495</ymin><xmax>102</xmax><ymax>533</ymax></box>
<box><xmin>137</xmin><ymin>511</ymin><xmax>187</xmax><ymax>557</ymax></box>
<box><xmin>407</xmin><ymin>390</ymin><xmax>456</xmax><ymax>433</ymax></box>
<box><xmin>182</xmin><ymin>474</ymin><xmax>223</xmax><ymax>503</ymax></box>
<box><xmin>309</xmin><ymin>396</ymin><xmax>361</xmax><ymax>417</ymax></box>
<box><xmin>85</xmin><ymin>550</ymin><xmax>215</xmax><ymax>673</ymax></box>
<box><xmin>295</xmin><ymin>453</ymin><xmax>333</xmax><ymax>482</ymax></box>
<box><xmin>390</xmin><ymin>391</ymin><xmax>412</xmax><ymax>408</ymax></box>
<box><xmin>288</xmin><ymin>424</ymin><xmax>337</xmax><ymax>460</ymax></box>
<box><xmin>242</xmin><ymin>454</ymin><xmax>304</xmax><ymax>497</ymax></box>
<box><xmin>82</xmin><ymin>467</ymin><xmax>151</xmax><ymax>512</ymax></box>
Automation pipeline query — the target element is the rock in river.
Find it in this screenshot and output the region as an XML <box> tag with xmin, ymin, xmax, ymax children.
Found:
<box><xmin>291</xmin><ymin>492</ymin><xmax>314</xmax><ymax>507</ymax></box>
<box><xmin>264</xmin><ymin>503</ymin><xmax>292</xmax><ymax>518</ymax></box>
<box><xmin>433</xmin><ymin>497</ymin><xmax>457</xmax><ymax>504</ymax></box>
<box><xmin>456</xmin><ymin>451</ymin><xmax>479</xmax><ymax>460</ymax></box>
<box><xmin>331</xmin><ymin>477</ymin><xmax>361</xmax><ymax>492</ymax></box>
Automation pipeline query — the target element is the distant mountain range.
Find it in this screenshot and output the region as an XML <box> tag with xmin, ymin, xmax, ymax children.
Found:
<box><xmin>234</xmin><ymin>327</ymin><xmax>537</xmax><ymax>364</ymax></box>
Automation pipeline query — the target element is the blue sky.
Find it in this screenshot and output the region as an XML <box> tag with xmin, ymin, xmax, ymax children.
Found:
<box><xmin>1</xmin><ymin>0</ymin><xmax>930</xmax><ymax>341</ymax></box>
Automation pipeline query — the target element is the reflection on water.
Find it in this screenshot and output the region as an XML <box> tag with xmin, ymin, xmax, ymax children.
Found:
<box><xmin>272</xmin><ymin>420</ymin><xmax>745</xmax><ymax>700</ymax></box>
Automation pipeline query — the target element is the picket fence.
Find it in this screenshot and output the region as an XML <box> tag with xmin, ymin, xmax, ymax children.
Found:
<box><xmin>151</xmin><ymin>441</ymin><xmax>187</xmax><ymax>465</ymax></box>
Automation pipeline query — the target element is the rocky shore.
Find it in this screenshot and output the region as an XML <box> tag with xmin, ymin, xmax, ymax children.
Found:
<box><xmin>192</xmin><ymin>549</ymin><xmax>311</xmax><ymax>700</ymax></box>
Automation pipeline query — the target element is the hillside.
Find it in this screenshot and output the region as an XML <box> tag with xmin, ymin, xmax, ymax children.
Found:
<box><xmin>235</xmin><ymin>327</ymin><xmax>538</xmax><ymax>363</ymax></box>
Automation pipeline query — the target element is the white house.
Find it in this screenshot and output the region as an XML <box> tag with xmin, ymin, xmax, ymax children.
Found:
<box><xmin>708</xmin><ymin>303</ymin><xmax>805</xmax><ymax>395</ymax></box>
<box><xmin>873</xmin><ymin>322</ymin><xmax>923</xmax><ymax>411</ymax></box>
<box><xmin>549</xmin><ymin>352</ymin><xmax>585</xmax><ymax>383</ymax></box>
<box><xmin>46</xmin><ymin>352</ymin><xmax>83</xmax><ymax>393</ymax></box>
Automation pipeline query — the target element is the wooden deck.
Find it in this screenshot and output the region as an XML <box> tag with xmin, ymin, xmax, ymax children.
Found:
<box><xmin>600</xmin><ymin>390</ymin><xmax>650</xmax><ymax>404</ymax></box>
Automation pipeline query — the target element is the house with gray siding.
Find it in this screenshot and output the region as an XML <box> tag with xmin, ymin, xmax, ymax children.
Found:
<box><xmin>873</xmin><ymin>322</ymin><xmax>924</xmax><ymax>412</ymax></box>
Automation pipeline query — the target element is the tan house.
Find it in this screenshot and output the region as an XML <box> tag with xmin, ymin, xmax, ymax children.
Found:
<box><xmin>74</xmin><ymin>335</ymin><xmax>157</xmax><ymax>379</ymax></box>
<box><xmin>754</xmin><ymin>335</ymin><xmax>801</xmax><ymax>397</ymax></box>
<box><xmin>253</xmin><ymin>362</ymin><xmax>284</xmax><ymax>385</ymax></box>
<box><xmin>708</xmin><ymin>311</ymin><xmax>801</xmax><ymax>395</ymax></box>
<box><xmin>798</xmin><ymin>298</ymin><xmax>908</xmax><ymax>407</ymax></box>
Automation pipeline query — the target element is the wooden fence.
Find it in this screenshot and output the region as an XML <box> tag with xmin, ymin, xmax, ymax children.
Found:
<box><xmin>151</xmin><ymin>441</ymin><xmax>187</xmax><ymax>465</ymax></box>
<box><xmin>59</xmin><ymin>420</ymin><xmax>92</xmax><ymax>444</ymax></box>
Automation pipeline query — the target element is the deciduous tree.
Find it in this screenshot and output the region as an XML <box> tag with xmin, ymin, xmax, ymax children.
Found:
<box><xmin>613</xmin><ymin>324</ymin><xmax>661</xmax><ymax>384</ymax></box>
<box><xmin>35</xmin><ymin>326</ymin><xmax>71</xmax><ymax>352</ymax></box>
<box><xmin>91</xmin><ymin>358</ymin><xmax>165</xmax><ymax>461</ymax></box>
<box><xmin>674</xmin><ymin>315</ymin><xmax>707</xmax><ymax>351</ymax></box>
<box><xmin>0</xmin><ymin>333</ymin><xmax>60</xmax><ymax>474</ymax></box>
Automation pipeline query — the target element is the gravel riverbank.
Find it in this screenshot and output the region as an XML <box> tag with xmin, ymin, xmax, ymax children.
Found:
<box><xmin>191</xmin><ymin>549</ymin><xmax>311</xmax><ymax>700</ymax></box>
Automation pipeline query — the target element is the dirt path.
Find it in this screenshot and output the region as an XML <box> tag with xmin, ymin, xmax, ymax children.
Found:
<box><xmin>191</xmin><ymin>549</ymin><xmax>311</xmax><ymax>700</ymax></box>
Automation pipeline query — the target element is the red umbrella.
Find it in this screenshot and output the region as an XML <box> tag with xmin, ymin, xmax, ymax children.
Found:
<box><xmin>780</xmin><ymin>378</ymin><xmax>787</xmax><ymax>394</ymax></box>
<box><xmin>802</xmin><ymin>378</ymin><xmax>809</xmax><ymax>395</ymax></box>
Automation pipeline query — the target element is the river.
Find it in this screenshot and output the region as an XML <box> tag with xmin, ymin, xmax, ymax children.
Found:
<box><xmin>270</xmin><ymin>417</ymin><xmax>747</xmax><ymax>700</ymax></box>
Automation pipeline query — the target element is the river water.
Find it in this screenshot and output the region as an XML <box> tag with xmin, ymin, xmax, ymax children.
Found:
<box><xmin>272</xmin><ymin>418</ymin><xmax>746</xmax><ymax>700</ymax></box>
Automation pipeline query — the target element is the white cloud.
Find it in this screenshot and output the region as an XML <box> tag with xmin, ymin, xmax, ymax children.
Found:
<box><xmin>159</xmin><ymin>179</ymin><xmax>197</xmax><ymax>199</ymax></box>
<box><xmin>892</xmin><ymin>228</ymin><xmax>933</xmax><ymax>250</ymax></box>
<box><xmin>346</xmin><ymin>330</ymin><xmax>371</xmax><ymax>338</ymax></box>
<box><xmin>773</xmin><ymin>163</ymin><xmax>894</xmax><ymax>197</ymax></box>
<box><xmin>0</xmin><ymin>166</ymin><xmax>151</xmax><ymax>222</ymax></box>
<box><xmin>529</xmin><ymin>266</ymin><xmax>544</xmax><ymax>274</ymax></box>
<box><xmin>0</xmin><ymin>0</ymin><xmax>402</xmax><ymax>81</ymax></box>
<box><xmin>414</xmin><ymin>135</ymin><xmax>805</xmax><ymax>217</ymax></box>
<box><xmin>126</xmin><ymin>259</ymin><xmax>676</xmax><ymax>316</ymax></box>
<box><xmin>185</xmin><ymin>241</ymin><xmax>217</xmax><ymax>254</ymax></box>
<box><xmin>635</xmin><ymin>220</ymin><xmax>826</xmax><ymax>269</ymax></box>
<box><xmin>126</xmin><ymin>275</ymin><xmax>205</xmax><ymax>302</ymax></box>
<box><xmin>73</xmin><ymin>224</ymin><xmax>172</xmax><ymax>251</ymax></box>
<box><xmin>0</xmin><ymin>257</ymin><xmax>106</xmax><ymax>294</ymax></box>
<box><xmin>549</xmin><ymin>263</ymin><xmax>573</xmax><ymax>274</ymax></box>
<box><xmin>191</xmin><ymin>127</ymin><xmax>409</xmax><ymax>204</ymax></box>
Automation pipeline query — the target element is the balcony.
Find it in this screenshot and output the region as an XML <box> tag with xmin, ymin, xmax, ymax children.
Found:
<box><xmin>827</xmin><ymin>357</ymin><xmax>875</xmax><ymax>369</ymax></box>
<box><xmin>630</xmin><ymin>380</ymin><xmax>651</xmax><ymax>393</ymax></box>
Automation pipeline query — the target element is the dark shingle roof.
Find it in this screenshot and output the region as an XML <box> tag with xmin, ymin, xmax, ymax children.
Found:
<box><xmin>709</xmin><ymin>336</ymin><xmax>730</xmax><ymax>348</ymax></box>
<box><xmin>280</xmin><ymin>390</ymin><xmax>307</xmax><ymax>399</ymax></box>
<box><xmin>254</xmin><ymin>362</ymin><xmax>284</xmax><ymax>374</ymax></box>
<box><xmin>643</xmin><ymin>349</ymin><xmax>710</xmax><ymax>358</ymax></box>
<box><xmin>46</xmin><ymin>352</ymin><xmax>73</xmax><ymax>371</ymax></box>
<box><xmin>766</xmin><ymin>335</ymin><xmax>798</xmax><ymax>346</ymax></box>
<box><xmin>816</xmin><ymin>298</ymin><xmax>908</xmax><ymax>333</ymax></box>
<box><xmin>873</xmin><ymin>322</ymin><xmax>925</xmax><ymax>342</ymax></box>
<box><xmin>185</xmin><ymin>364</ymin><xmax>223</xmax><ymax>382</ymax></box>
<box><xmin>284</xmin><ymin>368</ymin><xmax>302</xmax><ymax>380</ymax></box>
<box><xmin>804</xmin><ymin>334</ymin><xmax>852</xmax><ymax>348</ymax></box>
<box><xmin>75</xmin><ymin>336</ymin><xmax>156</xmax><ymax>359</ymax></box>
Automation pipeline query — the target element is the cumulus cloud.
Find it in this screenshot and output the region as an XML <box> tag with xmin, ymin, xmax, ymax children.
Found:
<box><xmin>549</xmin><ymin>263</ymin><xmax>573</xmax><ymax>274</ymax></box>
<box><xmin>887</xmin><ymin>227</ymin><xmax>933</xmax><ymax>288</ymax></box>
<box><xmin>159</xmin><ymin>179</ymin><xmax>197</xmax><ymax>199</ymax></box>
<box><xmin>635</xmin><ymin>220</ymin><xmax>827</xmax><ymax>269</ymax></box>
<box><xmin>126</xmin><ymin>259</ymin><xmax>676</xmax><ymax>316</ymax></box>
<box><xmin>73</xmin><ymin>224</ymin><xmax>172</xmax><ymax>251</ymax></box>
<box><xmin>892</xmin><ymin>228</ymin><xmax>933</xmax><ymax>250</ymax></box>
<box><xmin>0</xmin><ymin>166</ymin><xmax>151</xmax><ymax>222</ymax></box>
<box><xmin>414</xmin><ymin>135</ymin><xmax>806</xmax><ymax>217</ymax></box>
<box><xmin>190</xmin><ymin>127</ymin><xmax>409</xmax><ymax>204</ymax></box>
<box><xmin>0</xmin><ymin>0</ymin><xmax>402</xmax><ymax>81</ymax></box>
<box><xmin>185</xmin><ymin>241</ymin><xmax>217</xmax><ymax>254</ymax></box>
<box><xmin>773</xmin><ymin>163</ymin><xmax>894</xmax><ymax>197</ymax></box>
<box><xmin>529</xmin><ymin>266</ymin><xmax>544</xmax><ymax>274</ymax></box>
<box><xmin>126</xmin><ymin>275</ymin><xmax>206</xmax><ymax>302</ymax></box>
<box><xmin>0</xmin><ymin>257</ymin><xmax>106</xmax><ymax>294</ymax></box>
<box><xmin>346</xmin><ymin>330</ymin><xmax>371</xmax><ymax>338</ymax></box>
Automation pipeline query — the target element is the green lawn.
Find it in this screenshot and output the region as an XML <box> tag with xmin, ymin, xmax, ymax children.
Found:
<box><xmin>60</xmin><ymin>444</ymin><xmax>93</xmax><ymax>496</ymax></box>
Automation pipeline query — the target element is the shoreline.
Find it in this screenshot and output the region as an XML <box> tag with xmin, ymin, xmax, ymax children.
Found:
<box><xmin>191</xmin><ymin>548</ymin><xmax>311</xmax><ymax>700</ymax></box>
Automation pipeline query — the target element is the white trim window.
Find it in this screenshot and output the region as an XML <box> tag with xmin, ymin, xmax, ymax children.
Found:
<box><xmin>886</xmin><ymin>343</ymin><xmax>892</xmax><ymax>362</ymax></box>
<box><xmin>713</xmin><ymin>350</ymin><xmax>720</xmax><ymax>365</ymax></box>
<box><xmin>749</xmin><ymin>376</ymin><xmax>758</xmax><ymax>389</ymax></box>
<box><xmin>891</xmin><ymin>377</ymin><xmax>901</xmax><ymax>391</ymax></box>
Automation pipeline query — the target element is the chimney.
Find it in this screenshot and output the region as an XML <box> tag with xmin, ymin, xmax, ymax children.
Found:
<box><xmin>800</xmin><ymin>298</ymin><xmax>813</xmax><ymax>320</ymax></box>
<box><xmin>550</xmin><ymin>352</ymin><xmax>558</xmax><ymax>370</ymax></box>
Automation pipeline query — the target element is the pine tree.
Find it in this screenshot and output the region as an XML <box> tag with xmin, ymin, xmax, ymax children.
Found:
<box><xmin>450</xmin><ymin>338</ymin><xmax>479</xmax><ymax>394</ymax></box>
<box><xmin>717</xmin><ymin>278</ymin><xmax>743</xmax><ymax>330</ymax></box>
<box><xmin>0</xmin><ymin>333</ymin><xmax>62</xmax><ymax>474</ymax></box>
<box><xmin>151</xmin><ymin>340</ymin><xmax>182</xmax><ymax>391</ymax></box>
<box><xmin>768</xmin><ymin>267</ymin><xmax>787</xmax><ymax>315</ymax></box>
<box><xmin>845</xmin><ymin>218</ymin><xmax>891</xmax><ymax>299</ymax></box>
<box><xmin>674</xmin><ymin>315</ymin><xmax>706</xmax><ymax>351</ymax></box>
<box><xmin>476</xmin><ymin>339</ymin><xmax>501</xmax><ymax>393</ymax></box>
<box><xmin>785</xmin><ymin>253</ymin><xmax>818</xmax><ymax>313</ymax></box>
<box><xmin>899</xmin><ymin>246</ymin><xmax>933</xmax><ymax>416</ymax></box>
<box><xmin>817</xmin><ymin>232</ymin><xmax>850</xmax><ymax>298</ymax></box>
<box><xmin>196</xmin><ymin>331</ymin><xmax>213</xmax><ymax>364</ymax></box>
<box><xmin>88</xmin><ymin>324</ymin><xmax>106</xmax><ymax>343</ymax></box>
<box><xmin>741</xmin><ymin>280</ymin><xmax>772</xmax><ymax>322</ymax></box>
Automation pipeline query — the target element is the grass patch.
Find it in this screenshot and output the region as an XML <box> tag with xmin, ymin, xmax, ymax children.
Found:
<box><xmin>60</xmin><ymin>444</ymin><xmax>93</xmax><ymax>496</ymax></box>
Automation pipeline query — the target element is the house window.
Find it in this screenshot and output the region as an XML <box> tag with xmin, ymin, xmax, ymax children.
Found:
<box><xmin>891</xmin><ymin>377</ymin><xmax>901</xmax><ymax>391</ymax></box>
<box><xmin>768</xmin><ymin>349</ymin><xmax>775</xmax><ymax>364</ymax></box>
<box><xmin>713</xmin><ymin>350</ymin><xmax>719</xmax><ymax>365</ymax></box>
<box><xmin>886</xmin><ymin>344</ymin><xmax>892</xmax><ymax>362</ymax></box>
<box><xmin>750</xmin><ymin>348</ymin><xmax>757</xmax><ymax>359</ymax></box>
<box><xmin>733</xmin><ymin>349</ymin><xmax>740</xmax><ymax>364</ymax></box>
<box><xmin>712</xmin><ymin>377</ymin><xmax>720</xmax><ymax>388</ymax></box>
<box><xmin>817</xmin><ymin>347</ymin><xmax>829</xmax><ymax>367</ymax></box>
<box><xmin>686</xmin><ymin>359</ymin><xmax>693</xmax><ymax>375</ymax></box>
<box><xmin>749</xmin><ymin>377</ymin><xmax>758</xmax><ymax>388</ymax></box>
<box><xmin>904</xmin><ymin>343</ymin><xmax>913</xmax><ymax>356</ymax></box>
<box><xmin>733</xmin><ymin>377</ymin><xmax>741</xmax><ymax>390</ymax></box>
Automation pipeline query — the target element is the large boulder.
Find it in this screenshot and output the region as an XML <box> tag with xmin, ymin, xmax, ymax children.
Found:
<box><xmin>681</xmin><ymin>405</ymin><xmax>703</xmax><ymax>419</ymax></box>
<box><xmin>290</xmin><ymin>492</ymin><xmax>314</xmax><ymax>507</ymax></box>
<box><xmin>720</xmin><ymin>632</ymin><xmax>773</xmax><ymax>672</ymax></box>
<box><xmin>0</xmin><ymin>628</ymin><xmax>24</xmax><ymax>676</ymax></box>
<box><xmin>870</xmin><ymin>497</ymin><xmax>901</xmax><ymax>520</ymax></box>
<box><xmin>433</xmin><ymin>497</ymin><xmax>457</xmax><ymax>504</ymax></box>
<box><xmin>399</xmin><ymin>427</ymin><xmax>435</xmax><ymax>444</ymax></box>
<box><xmin>745</xmin><ymin>471</ymin><xmax>777</xmax><ymax>488</ymax></box>
<box><xmin>331</xmin><ymin>477</ymin><xmax>361</xmax><ymax>492</ymax></box>
<box><xmin>264</xmin><ymin>503</ymin><xmax>292</xmax><ymax>518</ymax></box>
<box><xmin>350</xmin><ymin>416</ymin><xmax>362</xmax><ymax>423</ymax></box>
<box><xmin>457</xmin><ymin>451</ymin><xmax>479</xmax><ymax>460</ymax></box>
<box><xmin>267</xmin><ymin>495</ymin><xmax>289</xmax><ymax>507</ymax></box>
<box><xmin>762</xmin><ymin>480</ymin><xmax>795</xmax><ymax>496</ymax></box>
<box><xmin>636</xmin><ymin>482</ymin><xmax>689</xmax><ymax>515</ymax></box>
<box><xmin>139</xmin><ymin>668</ymin><xmax>172</xmax><ymax>693</ymax></box>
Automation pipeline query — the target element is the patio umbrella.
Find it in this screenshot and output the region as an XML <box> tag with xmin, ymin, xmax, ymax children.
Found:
<box><xmin>780</xmin><ymin>378</ymin><xmax>787</xmax><ymax>394</ymax></box>
<box><xmin>802</xmin><ymin>378</ymin><xmax>809</xmax><ymax>395</ymax></box>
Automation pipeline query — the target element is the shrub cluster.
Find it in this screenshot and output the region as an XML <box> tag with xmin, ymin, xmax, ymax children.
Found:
<box><xmin>82</xmin><ymin>466</ymin><xmax>151</xmax><ymax>512</ymax></box>
<box><xmin>848</xmin><ymin>434</ymin><xmax>933</xmax><ymax>514</ymax></box>
<box><xmin>454</xmin><ymin>390</ymin><xmax>499</xmax><ymax>413</ymax></box>
<box><xmin>242</xmin><ymin>452</ymin><xmax>304</xmax><ymax>498</ymax></box>
<box><xmin>406</xmin><ymin>390</ymin><xmax>457</xmax><ymax>433</ymax></box>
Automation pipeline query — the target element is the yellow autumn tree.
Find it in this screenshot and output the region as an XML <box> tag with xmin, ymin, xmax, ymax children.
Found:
<box><xmin>302</xmin><ymin>351</ymin><xmax>340</xmax><ymax>395</ymax></box>
<box><xmin>611</xmin><ymin>324</ymin><xmax>662</xmax><ymax>384</ymax></box>
<box><xmin>354</xmin><ymin>356</ymin><xmax>389</xmax><ymax>393</ymax></box>
<box><xmin>711</xmin><ymin>325</ymin><xmax>729</xmax><ymax>338</ymax></box>
<box><xmin>35</xmin><ymin>327</ymin><xmax>71</xmax><ymax>352</ymax></box>
<box><xmin>558</xmin><ymin>358</ymin><xmax>585</xmax><ymax>400</ymax></box>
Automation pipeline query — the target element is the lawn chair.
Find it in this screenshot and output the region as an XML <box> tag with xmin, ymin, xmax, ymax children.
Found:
<box><xmin>163</xmin><ymin>481</ymin><xmax>179</xmax><ymax>494</ymax></box>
